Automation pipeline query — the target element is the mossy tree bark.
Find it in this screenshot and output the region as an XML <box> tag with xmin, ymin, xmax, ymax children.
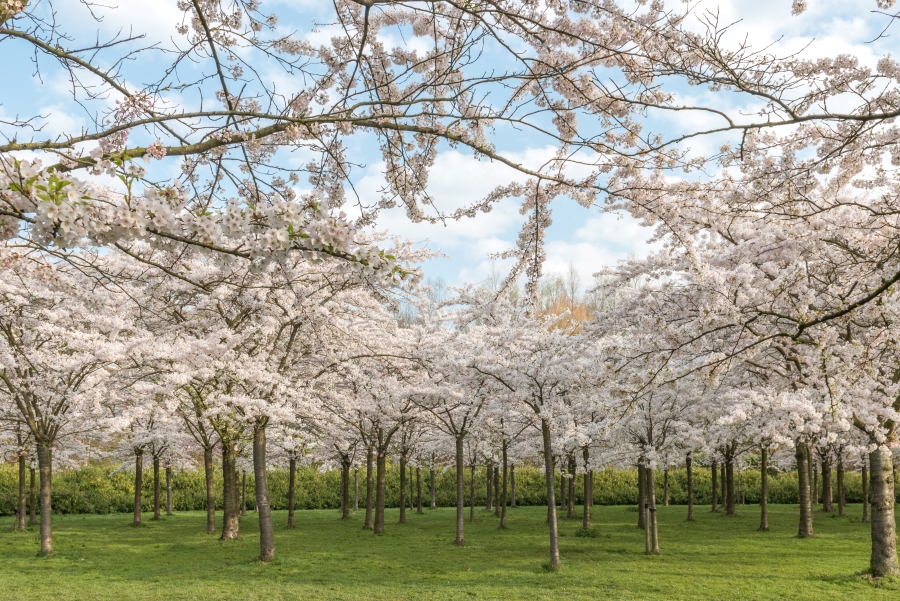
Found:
<box><xmin>253</xmin><ymin>421</ymin><xmax>274</xmax><ymax>562</ymax></box>
<box><xmin>686</xmin><ymin>453</ymin><xmax>694</xmax><ymax>522</ymax></box>
<box><xmin>759</xmin><ymin>447</ymin><xmax>769</xmax><ymax>531</ymax></box>
<box><xmin>796</xmin><ymin>442</ymin><xmax>815</xmax><ymax>538</ymax></box>
<box><xmin>36</xmin><ymin>442</ymin><xmax>53</xmax><ymax>555</ymax></box>
<box><xmin>869</xmin><ymin>446</ymin><xmax>899</xmax><ymax>576</ymax></box>
<box><xmin>133</xmin><ymin>449</ymin><xmax>144</xmax><ymax>526</ymax></box>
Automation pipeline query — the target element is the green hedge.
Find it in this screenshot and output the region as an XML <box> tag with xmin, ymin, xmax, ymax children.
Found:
<box><xmin>0</xmin><ymin>463</ymin><xmax>869</xmax><ymax>515</ymax></box>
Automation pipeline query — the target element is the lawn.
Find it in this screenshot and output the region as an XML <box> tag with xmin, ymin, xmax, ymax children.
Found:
<box><xmin>0</xmin><ymin>504</ymin><xmax>896</xmax><ymax>600</ymax></box>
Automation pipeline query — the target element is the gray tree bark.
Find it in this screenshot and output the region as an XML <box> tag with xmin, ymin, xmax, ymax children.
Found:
<box><xmin>342</xmin><ymin>458</ymin><xmax>351</xmax><ymax>520</ymax></box>
<box><xmin>647</xmin><ymin>467</ymin><xmax>659</xmax><ymax>554</ymax></box>
<box><xmin>759</xmin><ymin>447</ymin><xmax>769</xmax><ymax>531</ymax></box>
<box><xmin>253</xmin><ymin>423</ymin><xmax>274</xmax><ymax>562</ymax></box>
<box><xmin>455</xmin><ymin>436</ymin><xmax>465</xmax><ymax>544</ymax></box>
<box><xmin>363</xmin><ymin>446</ymin><xmax>374</xmax><ymax>530</ymax></box>
<box><xmin>133</xmin><ymin>449</ymin><xmax>143</xmax><ymax>526</ymax></box>
<box><xmin>203</xmin><ymin>447</ymin><xmax>216</xmax><ymax>534</ymax></box>
<box><xmin>398</xmin><ymin>454</ymin><xmax>407</xmax><ymax>524</ymax></box>
<box><xmin>219</xmin><ymin>441</ymin><xmax>240</xmax><ymax>540</ymax></box>
<box><xmin>582</xmin><ymin>446</ymin><xmax>591</xmax><ymax>530</ymax></box>
<box><xmin>373</xmin><ymin>451</ymin><xmax>387</xmax><ymax>534</ymax></box>
<box><xmin>796</xmin><ymin>443</ymin><xmax>815</xmax><ymax>538</ymax></box>
<box><xmin>166</xmin><ymin>466</ymin><xmax>173</xmax><ymax>516</ymax></box>
<box><xmin>821</xmin><ymin>455</ymin><xmax>834</xmax><ymax>512</ymax></box>
<box><xmin>152</xmin><ymin>456</ymin><xmax>161</xmax><ymax>520</ymax></box>
<box><xmin>15</xmin><ymin>454</ymin><xmax>26</xmax><ymax>530</ymax></box>
<box><xmin>500</xmin><ymin>441</ymin><xmax>509</xmax><ymax>528</ymax></box>
<box><xmin>510</xmin><ymin>464</ymin><xmax>516</xmax><ymax>507</ymax></box>
<box><xmin>710</xmin><ymin>462</ymin><xmax>719</xmax><ymax>513</ymax></box>
<box><xmin>686</xmin><ymin>453</ymin><xmax>694</xmax><ymax>522</ymax></box>
<box><xmin>863</xmin><ymin>459</ymin><xmax>870</xmax><ymax>523</ymax></box>
<box><xmin>869</xmin><ymin>446</ymin><xmax>899</xmax><ymax>576</ymax></box>
<box><xmin>36</xmin><ymin>442</ymin><xmax>53</xmax><ymax>555</ymax></box>
<box><xmin>540</xmin><ymin>419</ymin><xmax>561</xmax><ymax>570</ymax></box>
<box><xmin>287</xmin><ymin>457</ymin><xmax>296</xmax><ymax>528</ymax></box>
<box><xmin>29</xmin><ymin>466</ymin><xmax>36</xmax><ymax>525</ymax></box>
<box><xmin>416</xmin><ymin>466</ymin><xmax>423</xmax><ymax>514</ymax></box>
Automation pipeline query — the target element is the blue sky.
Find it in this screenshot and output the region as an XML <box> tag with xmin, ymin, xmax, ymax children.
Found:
<box><xmin>2</xmin><ymin>0</ymin><xmax>896</xmax><ymax>289</ymax></box>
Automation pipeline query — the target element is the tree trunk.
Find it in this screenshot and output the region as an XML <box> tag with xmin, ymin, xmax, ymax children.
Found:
<box><xmin>720</xmin><ymin>462</ymin><xmax>725</xmax><ymax>510</ymax></box>
<box><xmin>822</xmin><ymin>456</ymin><xmax>833</xmax><ymax>512</ymax></box>
<box><xmin>559</xmin><ymin>463</ymin><xmax>566</xmax><ymax>516</ymax></box>
<box><xmin>430</xmin><ymin>453</ymin><xmax>436</xmax><ymax>509</ymax></box>
<box><xmin>399</xmin><ymin>454</ymin><xmax>407</xmax><ymax>524</ymax></box>
<box><xmin>342</xmin><ymin>458</ymin><xmax>351</xmax><ymax>520</ymax></box>
<box><xmin>494</xmin><ymin>466</ymin><xmax>501</xmax><ymax>517</ymax></box>
<box><xmin>710</xmin><ymin>461</ymin><xmax>719</xmax><ymax>513</ymax></box>
<box><xmin>469</xmin><ymin>463</ymin><xmax>475</xmax><ymax>524</ymax></box>
<box><xmin>455</xmin><ymin>436</ymin><xmax>465</xmax><ymax>544</ymax></box>
<box><xmin>566</xmin><ymin>456</ymin><xmax>575</xmax><ymax>519</ymax></box>
<box><xmin>637</xmin><ymin>464</ymin><xmax>647</xmax><ymax>528</ymax></box>
<box><xmin>500</xmin><ymin>441</ymin><xmax>509</xmax><ymax>528</ymax></box>
<box><xmin>354</xmin><ymin>467</ymin><xmax>359</xmax><ymax>511</ymax></box>
<box><xmin>166</xmin><ymin>466</ymin><xmax>173</xmax><ymax>516</ymax></box>
<box><xmin>869</xmin><ymin>445</ymin><xmax>899</xmax><ymax>576</ymax></box>
<box><xmin>36</xmin><ymin>442</ymin><xmax>53</xmax><ymax>555</ymax></box>
<box><xmin>663</xmin><ymin>468</ymin><xmax>669</xmax><ymax>507</ymax></box>
<box><xmin>253</xmin><ymin>423</ymin><xmax>275</xmax><ymax>562</ymax></box>
<box><xmin>812</xmin><ymin>458</ymin><xmax>818</xmax><ymax>505</ymax></box>
<box><xmin>485</xmin><ymin>460</ymin><xmax>493</xmax><ymax>511</ymax></box>
<box><xmin>863</xmin><ymin>459</ymin><xmax>870</xmax><ymax>524</ymax></box>
<box><xmin>29</xmin><ymin>466</ymin><xmax>36</xmax><ymax>525</ymax></box>
<box><xmin>241</xmin><ymin>470</ymin><xmax>247</xmax><ymax>517</ymax></box>
<box><xmin>647</xmin><ymin>467</ymin><xmax>659</xmax><ymax>554</ymax></box>
<box><xmin>511</xmin><ymin>464</ymin><xmax>516</xmax><ymax>507</ymax></box>
<box><xmin>363</xmin><ymin>446</ymin><xmax>374</xmax><ymax>530</ymax></box>
<box><xmin>725</xmin><ymin>455</ymin><xmax>736</xmax><ymax>516</ymax></box>
<box><xmin>220</xmin><ymin>442</ymin><xmax>240</xmax><ymax>541</ymax></box>
<box><xmin>837</xmin><ymin>454</ymin><xmax>846</xmax><ymax>517</ymax></box>
<box><xmin>540</xmin><ymin>419</ymin><xmax>561</xmax><ymax>570</ymax></box>
<box><xmin>409</xmin><ymin>466</ymin><xmax>414</xmax><ymax>513</ymax></box>
<box><xmin>582</xmin><ymin>446</ymin><xmax>591</xmax><ymax>530</ymax></box>
<box><xmin>759</xmin><ymin>447</ymin><xmax>769</xmax><ymax>531</ymax></box>
<box><xmin>416</xmin><ymin>466</ymin><xmax>423</xmax><ymax>514</ymax></box>
<box><xmin>374</xmin><ymin>451</ymin><xmax>387</xmax><ymax>534</ymax></box>
<box><xmin>16</xmin><ymin>454</ymin><xmax>26</xmax><ymax>530</ymax></box>
<box><xmin>133</xmin><ymin>449</ymin><xmax>143</xmax><ymax>526</ymax></box>
<box><xmin>686</xmin><ymin>453</ymin><xmax>694</xmax><ymax>522</ymax></box>
<box><xmin>152</xmin><ymin>456</ymin><xmax>161</xmax><ymax>520</ymax></box>
<box><xmin>203</xmin><ymin>446</ymin><xmax>216</xmax><ymax>534</ymax></box>
<box><xmin>796</xmin><ymin>443</ymin><xmax>815</xmax><ymax>538</ymax></box>
<box><xmin>287</xmin><ymin>457</ymin><xmax>296</xmax><ymax>528</ymax></box>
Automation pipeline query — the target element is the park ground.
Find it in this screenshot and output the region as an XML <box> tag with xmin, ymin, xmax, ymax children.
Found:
<box><xmin>0</xmin><ymin>504</ymin><xmax>897</xmax><ymax>600</ymax></box>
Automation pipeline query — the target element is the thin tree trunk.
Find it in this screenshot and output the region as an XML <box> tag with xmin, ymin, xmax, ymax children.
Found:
<box><xmin>133</xmin><ymin>449</ymin><xmax>143</xmax><ymax>526</ymax></box>
<box><xmin>29</xmin><ymin>466</ymin><xmax>36</xmax><ymax>526</ymax></box>
<box><xmin>511</xmin><ymin>464</ymin><xmax>516</xmax><ymax>507</ymax></box>
<box><xmin>663</xmin><ymin>468</ymin><xmax>670</xmax><ymax>506</ymax></box>
<box><xmin>203</xmin><ymin>446</ymin><xmax>216</xmax><ymax>535</ymax></box>
<box><xmin>869</xmin><ymin>445</ymin><xmax>899</xmax><ymax>576</ymax></box>
<box><xmin>648</xmin><ymin>467</ymin><xmax>659</xmax><ymax>554</ymax></box>
<box><xmin>16</xmin><ymin>454</ymin><xmax>26</xmax><ymax>530</ymax></box>
<box><xmin>287</xmin><ymin>457</ymin><xmax>296</xmax><ymax>528</ymax></box>
<box><xmin>152</xmin><ymin>456</ymin><xmax>161</xmax><ymax>520</ymax></box>
<box><xmin>725</xmin><ymin>455</ymin><xmax>736</xmax><ymax>516</ymax></box>
<box><xmin>540</xmin><ymin>419</ymin><xmax>561</xmax><ymax>570</ymax></box>
<box><xmin>582</xmin><ymin>446</ymin><xmax>591</xmax><ymax>530</ymax></box>
<box><xmin>409</xmin><ymin>466</ymin><xmax>415</xmax><ymax>513</ymax></box>
<box><xmin>354</xmin><ymin>467</ymin><xmax>359</xmax><ymax>511</ymax></box>
<box><xmin>399</xmin><ymin>454</ymin><xmax>407</xmax><ymax>524</ymax></box>
<box><xmin>220</xmin><ymin>442</ymin><xmax>240</xmax><ymax>541</ymax></box>
<box><xmin>374</xmin><ymin>451</ymin><xmax>387</xmax><ymax>535</ymax></box>
<box><xmin>430</xmin><ymin>453</ymin><xmax>436</xmax><ymax>509</ymax></box>
<box><xmin>166</xmin><ymin>466</ymin><xmax>173</xmax><ymax>516</ymax></box>
<box><xmin>363</xmin><ymin>446</ymin><xmax>374</xmax><ymax>530</ymax></box>
<box><xmin>710</xmin><ymin>462</ymin><xmax>719</xmax><ymax>513</ymax></box>
<box><xmin>485</xmin><ymin>460</ymin><xmax>493</xmax><ymax>511</ymax></box>
<box><xmin>837</xmin><ymin>454</ymin><xmax>846</xmax><ymax>516</ymax></box>
<box><xmin>253</xmin><ymin>423</ymin><xmax>274</xmax><ymax>562</ymax></box>
<box><xmin>495</xmin><ymin>466</ymin><xmax>501</xmax><ymax>517</ymax></box>
<box><xmin>796</xmin><ymin>443</ymin><xmax>815</xmax><ymax>538</ymax></box>
<box><xmin>637</xmin><ymin>464</ymin><xmax>647</xmax><ymax>528</ymax></box>
<box><xmin>241</xmin><ymin>471</ymin><xmax>247</xmax><ymax>517</ymax></box>
<box><xmin>559</xmin><ymin>462</ymin><xmax>566</xmax><ymax>516</ymax></box>
<box><xmin>469</xmin><ymin>464</ymin><xmax>475</xmax><ymax>524</ymax></box>
<box><xmin>759</xmin><ymin>447</ymin><xmax>769</xmax><ymax>531</ymax></box>
<box><xmin>342</xmin><ymin>458</ymin><xmax>351</xmax><ymax>520</ymax></box>
<box><xmin>416</xmin><ymin>466</ymin><xmax>423</xmax><ymax>514</ymax></box>
<box><xmin>500</xmin><ymin>441</ymin><xmax>508</xmax><ymax>528</ymax></box>
<box><xmin>863</xmin><ymin>459</ymin><xmax>870</xmax><ymax>524</ymax></box>
<box><xmin>812</xmin><ymin>458</ymin><xmax>818</xmax><ymax>505</ymax></box>
<box><xmin>455</xmin><ymin>436</ymin><xmax>465</xmax><ymax>544</ymax></box>
<box><xmin>822</xmin><ymin>456</ymin><xmax>834</xmax><ymax>512</ymax></box>
<box><xmin>567</xmin><ymin>456</ymin><xmax>575</xmax><ymax>519</ymax></box>
<box><xmin>36</xmin><ymin>442</ymin><xmax>53</xmax><ymax>555</ymax></box>
<box><xmin>686</xmin><ymin>453</ymin><xmax>694</xmax><ymax>522</ymax></box>
<box><xmin>720</xmin><ymin>462</ymin><xmax>725</xmax><ymax>511</ymax></box>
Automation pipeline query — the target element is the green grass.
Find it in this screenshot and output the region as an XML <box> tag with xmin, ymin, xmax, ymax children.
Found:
<box><xmin>0</xmin><ymin>504</ymin><xmax>896</xmax><ymax>600</ymax></box>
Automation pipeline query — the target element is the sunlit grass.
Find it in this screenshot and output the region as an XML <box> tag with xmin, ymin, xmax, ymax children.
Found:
<box><xmin>0</xmin><ymin>504</ymin><xmax>896</xmax><ymax>600</ymax></box>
